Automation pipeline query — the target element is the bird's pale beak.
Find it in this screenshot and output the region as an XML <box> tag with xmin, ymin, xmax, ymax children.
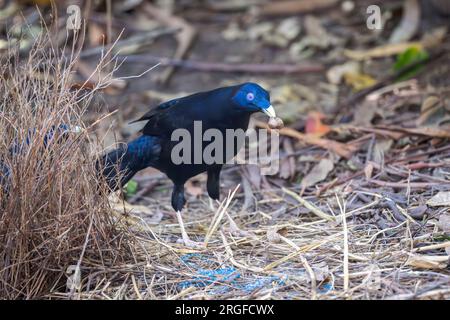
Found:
<box><xmin>70</xmin><ymin>126</ymin><xmax>82</xmax><ymax>133</ymax></box>
<box><xmin>262</xmin><ymin>105</ymin><xmax>276</xmax><ymax>118</ymax></box>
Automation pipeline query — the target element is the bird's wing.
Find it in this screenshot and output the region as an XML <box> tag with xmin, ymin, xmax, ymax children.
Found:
<box><xmin>129</xmin><ymin>98</ymin><xmax>180</xmax><ymax>125</ymax></box>
<box><xmin>131</xmin><ymin>91</ymin><xmax>213</xmax><ymax>137</ymax></box>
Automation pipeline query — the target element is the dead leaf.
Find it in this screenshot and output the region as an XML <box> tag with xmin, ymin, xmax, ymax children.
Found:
<box><xmin>222</xmin><ymin>22</ymin><xmax>246</xmax><ymax>41</ymax></box>
<box><xmin>270</xmin><ymin>84</ymin><xmax>317</xmax><ymax>123</ymax></box>
<box><xmin>305</xmin><ymin>111</ymin><xmax>331</xmax><ymax>137</ymax></box>
<box><xmin>255</xmin><ymin>18</ymin><xmax>302</xmax><ymax>48</ymax></box>
<box><xmin>389</xmin><ymin>0</ymin><xmax>420</xmax><ymax>44</ymax></box>
<box><xmin>364</xmin><ymin>163</ymin><xmax>374</xmax><ymax>180</ymax></box>
<box><xmin>247</xmin><ymin>22</ymin><xmax>274</xmax><ymax>41</ymax></box>
<box><xmin>279</xmin><ymin>138</ymin><xmax>296</xmax><ymax>180</ymax></box>
<box><xmin>88</xmin><ymin>23</ymin><xmax>105</xmax><ymax>47</ymax></box>
<box><xmin>277</xmin><ymin>18</ymin><xmax>302</xmax><ymax>41</ymax></box>
<box><xmin>108</xmin><ymin>193</ymin><xmax>163</xmax><ymax>225</ymax></box>
<box><xmin>301</xmin><ymin>158</ymin><xmax>334</xmax><ymax>189</ymax></box>
<box><xmin>406</xmin><ymin>254</ymin><xmax>448</xmax><ymax>269</ymax></box>
<box><xmin>438</xmin><ymin>212</ymin><xmax>450</xmax><ymax>233</ymax></box>
<box><xmin>267</xmin><ymin>226</ymin><xmax>288</xmax><ymax>243</ymax></box>
<box><xmin>186</xmin><ymin>180</ymin><xmax>203</xmax><ymax>197</ymax></box>
<box><xmin>372</xmin><ymin>139</ymin><xmax>393</xmax><ymax>165</ymax></box>
<box><xmin>353</xmin><ymin>100</ymin><xmax>377</xmax><ymax>126</ymax></box>
<box><xmin>408</xmin><ymin>205</ymin><xmax>428</xmax><ymax>219</ymax></box>
<box><xmin>344</xmin><ymin>72</ymin><xmax>377</xmax><ymax>91</ymax></box>
<box><xmin>417</xmin><ymin>96</ymin><xmax>446</xmax><ymax>126</ymax></box>
<box><xmin>427</xmin><ymin>191</ymin><xmax>450</xmax><ymax>207</ymax></box>
<box><xmin>421</xmin><ymin>27</ymin><xmax>447</xmax><ymax>48</ymax></box>
<box><xmin>110</xmin><ymin>193</ymin><xmax>150</xmax><ymax>215</ymax></box>
<box><xmin>326</xmin><ymin>61</ymin><xmax>360</xmax><ymax>85</ymax></box>
<box><xmin>290</xmin><ymin>15</ymin><xmax>342</xmax><ymax>56</ymax></box>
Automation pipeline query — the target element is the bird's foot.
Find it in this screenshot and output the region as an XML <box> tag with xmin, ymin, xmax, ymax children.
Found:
<box><xmin>175</xmin><ymin>210</ymin><xmax>205</xmax><ymax>249</ymax></box>
<box><xmin>177</xmin><ymin>236</ymin><xmax>205</xmax><ymax>249</ymax></box>
<box><xmin>226</xmin><ymin>214</ymin><xmax>252</xmax><ymax>237</ymax></box>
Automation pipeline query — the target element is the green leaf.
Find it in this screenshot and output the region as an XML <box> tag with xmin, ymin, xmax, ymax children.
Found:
<box><xmin>124</xmin><ymin>180</ymin><xmax>138</xmax><ymax>196</ymax></box>
<box><xmin>393</xmin><ymin>46</ymin><xmax>429</xmax><ymax>81</ymax></box>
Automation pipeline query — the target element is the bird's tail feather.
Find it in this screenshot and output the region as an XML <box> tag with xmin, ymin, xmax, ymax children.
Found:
<box><xmin>96</xmin><ymin>135</ymin><xmax>160</xmax><ymax>192</ymax></box>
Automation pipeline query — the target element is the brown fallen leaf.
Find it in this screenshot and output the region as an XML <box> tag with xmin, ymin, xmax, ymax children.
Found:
<box><xmin>416</xmin><ymin>96</ymin><xmax>446</xmax><ymax>126</ymax></box>
<box><xmin>185</xmin><ymin>180</ymin><xmax>203</xmax><ymax>197</ymax></box>
<box><xmin>372</xmin><ymin>139</ymin><xmax>393</xmax><ymax>165</ymax></box>
<box><xmin>326</xmin><ymin>61</ymin><xmax>360</xmax><ymax>85</ymax></box>
<box><xmin>301</xmin><ymin>158</ymin><xmax>334</xmax><ymax>189</ymax></box>
<box><xmin>267</xmin><ymin>226</ymin><xmax>288</xmax><ymax>243</ymax></box>
<box><xmin>427</xmin><ymin>191</ymin><xmax>450</xmax><ymax>207</ymax></box>
<box><xmin>438</xmin><ymin>212</ymin><xmax>450</xmax><ymax>233</ymax></box>
<box><xmin>364</xmin><ymin>163</ymin><xmax>374</xmax><ymax>180</ymax></box>
<box><xmin>279</xmin><ymin>138</ymin><xmax>296</xmax><ymax>180</ymax></box>
<box><xmin>406</xmin><ymin>254</ymin><xmax>448</xmax><ymax>269</ymax></box>
<box><xmin>353</xmin><ymin>100</ymin><xmax>377</xmax><ymax>126</ymax></box>
<box><xmin>305</xmin><ymin>111</ymin><xmax>331</xmax><ymax>137</ymax></box>
<box><xmin>344</xmin><ymin>72</ymin><xmax>377</xmax><ymax>92</ymax></box>
<box><xmin>108</xmin><ymin>193</ymin><xmax>163</xmax><ymax>224</ymax></box>
<box><xmin>88</xmin><ymin>22</ymin><xmax>106</xmax><ymax>47</ymax></box>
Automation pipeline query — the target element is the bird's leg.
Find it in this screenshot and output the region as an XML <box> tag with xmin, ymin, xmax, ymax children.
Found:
<box><xmin>208</xmin><ymin>198</ymin><xmax>215</xmax><ymax>211</ymax></box>
<box><xmin>176</xmin><ymin>210</ymin><xmax>204</xmax><ymax>248</ymax></box>
<box><xmin>171</xmin><ymin>184</ymin><xmax>204</xmax><ymax>248</ymax></box>
<box><xmin>207</xmin><ymin>165</ymin><xmax>222</xmax><ymax>201</ymax></box>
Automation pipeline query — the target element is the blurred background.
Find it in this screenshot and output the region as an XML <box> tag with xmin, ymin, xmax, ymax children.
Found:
<box><xmin>1</xmin><ymin>0</ymin><xmax>450</xmax><ymax>300</ymax></box>
<box><xmin>1</xmin><ymin>0</ymin><xmax>450</xmax><ymax>203</ymax></box>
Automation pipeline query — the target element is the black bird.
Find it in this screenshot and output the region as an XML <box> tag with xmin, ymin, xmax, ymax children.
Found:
<box><xmin>0</xmin><ymin>124</ymin><xmax>81</xmax><ymax>192</ymax></box>
<box><xmin>98</xmin><ymin>82</ymin><xmax>276</xmax><ymax>247</ymax></box>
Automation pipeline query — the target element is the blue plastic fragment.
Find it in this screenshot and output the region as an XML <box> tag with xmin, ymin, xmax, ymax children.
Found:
<box><xmin>178</xmin><ymin>254</ymin><xmax>285</xmax><ymax>294</ymax></box>
<box><xmin>319</xmin><ymin>282</ymin><xmax>333</xmax><ymax>294</ymax></box>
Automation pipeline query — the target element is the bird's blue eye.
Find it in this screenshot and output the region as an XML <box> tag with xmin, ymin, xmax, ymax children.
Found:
<box><xmin>246</xmin><ymin>92</ymin><xmax>255</xmax><ymax>101</ymax></box>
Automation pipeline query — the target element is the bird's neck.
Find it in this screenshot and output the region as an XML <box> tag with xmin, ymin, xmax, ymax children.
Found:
<box><xmin>123</xmin><ymin>135</ymin><xmax>160</xmax><ymax>170</ymax></box>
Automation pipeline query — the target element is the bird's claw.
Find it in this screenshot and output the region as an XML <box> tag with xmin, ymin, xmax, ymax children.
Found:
<box><xmin>227</xmin><ymin>215</ymin><xmax>252</xmax><ymax>237</ymax></box>
<box><xmin>177</xmin><ymin>237</ymin><xmax>205</xmax><ymax>249</ymax></box>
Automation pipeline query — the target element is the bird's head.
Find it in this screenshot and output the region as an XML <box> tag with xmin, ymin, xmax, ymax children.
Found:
<box><xmin>231</xmin><ymin>83</ymin><xmax>276</xmax><ymax>118</ymax></box>
<box><xmin>43</xmin><ymin>124</ymin><xmax>82</xmax><ymax>145</ymax></box>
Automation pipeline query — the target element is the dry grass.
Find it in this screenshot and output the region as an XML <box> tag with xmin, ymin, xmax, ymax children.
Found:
<box><xmin>0</xmin><ymin>25</ymin><xmax>138</xmax><ymax>299</ymax></box>
<box><xmin>0</xmin><ymin>22</ymin><xmax>448</xmax><ymax>300</ymax></box>
<box><xmin>75</xmin><ymin>177</ymin><xmax>448</xmax><ymax>300</ymax></box>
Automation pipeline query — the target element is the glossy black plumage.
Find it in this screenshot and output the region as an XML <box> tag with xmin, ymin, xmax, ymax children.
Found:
<box><xmin>98</xmin><ymin>82</ymin><xmax>273</xmax><ymax>212</ymax></box>
<box><xmin>0</xmin><ymin>124</ymin><xmax>79</xmax><ymax>192</ymax></box>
